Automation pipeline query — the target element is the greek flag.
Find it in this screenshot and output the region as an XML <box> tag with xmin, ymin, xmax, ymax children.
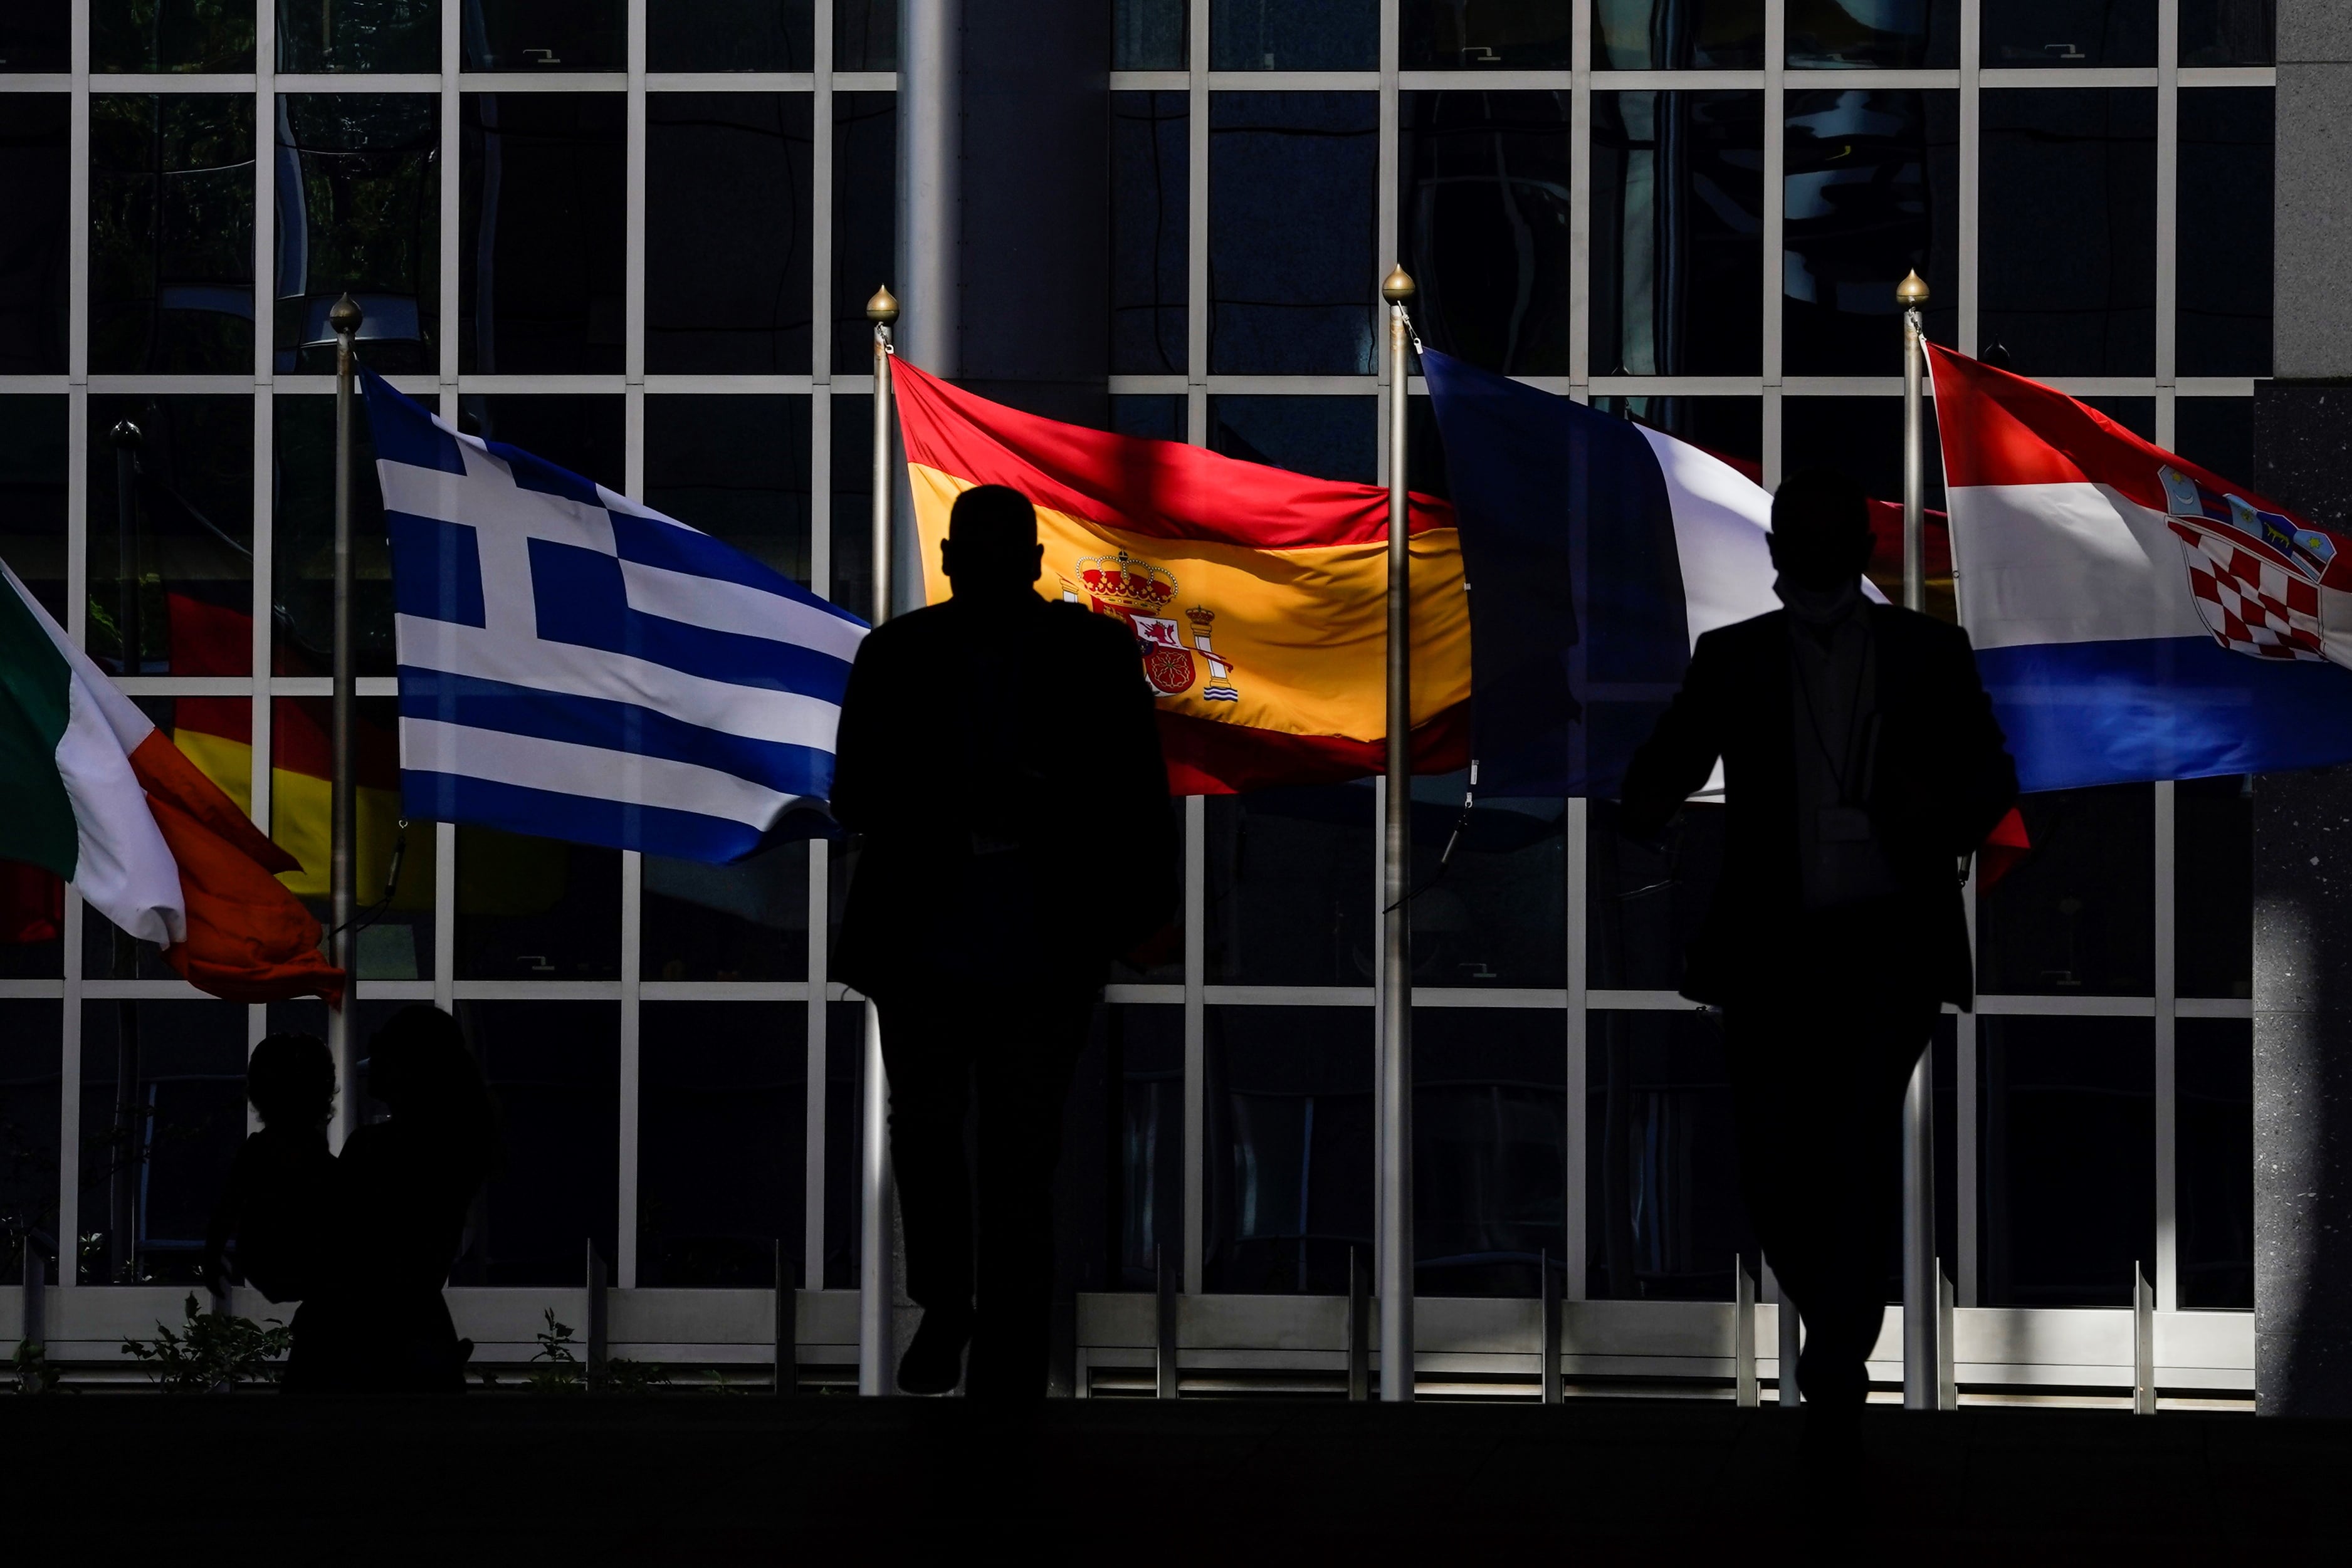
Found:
<box><xmin>362</xmin><ymin>371</ymin><xmax>866</xmax><ymax>863</ymax></box>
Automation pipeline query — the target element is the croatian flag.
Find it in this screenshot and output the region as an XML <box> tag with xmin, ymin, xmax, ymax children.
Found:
<box><xmin>1425</xmin><ymin>348</ymin><xmax>1879</xmax><ymax>795</ymax></box>
<box><xmin>1928</xmin><ymin>345</ymin><xmax>2352</xmax><ymax>793</ymax></box>
<box><xmin>363</xmin><ymin>372</ymin><xmax>867</xmax><ymax>862</ymax></box>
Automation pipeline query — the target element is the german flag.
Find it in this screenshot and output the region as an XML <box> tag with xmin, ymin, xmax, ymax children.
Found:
<box><xmin>892</xmin><ymin>363</ymin><xmax>1472</xmax><ymax>794</ymax></box>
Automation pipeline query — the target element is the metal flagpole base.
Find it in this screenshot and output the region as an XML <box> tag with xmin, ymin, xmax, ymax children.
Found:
<box><xmin>856</xmin><ymin>1000</ymin><xmax>896</xmax><ymax>1394</ymax></box>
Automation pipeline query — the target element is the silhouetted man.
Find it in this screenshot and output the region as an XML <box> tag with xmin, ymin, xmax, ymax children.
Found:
<box><xmin>1618</xmin><ymin>468</ymin><xmax>2016</xmax><ymax>1449</ymax></box>
<box><xmin>831</xmin><ymin>483</ymin><xmax>1175</xmax><ymax>1398</ymax></box>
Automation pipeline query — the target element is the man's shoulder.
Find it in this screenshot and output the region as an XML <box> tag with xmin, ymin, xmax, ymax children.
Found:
<box><xmin>1865</xmin><ymin>601</ymin><xmax>1975</xmax><ymax>656</ymax></box>
<box><xmin>1695</xmin><ymin>610</ymin><xmax>1786</xmax><ymax>658</ymax></box>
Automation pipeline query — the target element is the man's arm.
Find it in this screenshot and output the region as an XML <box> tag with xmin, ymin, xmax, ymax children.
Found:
<box><xmin>827</xmin><ymin>626</ymin><xmax>895</xmax><ymax>835</ymax></box>
<box><xmin>1616</xmin><ymin>634</ymin><xmax>1730</xmax><ymax>843</ymax></box>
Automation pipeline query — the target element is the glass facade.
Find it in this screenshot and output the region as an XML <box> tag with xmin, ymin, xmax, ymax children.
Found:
<box><xmin>0</xmin><ymin>3</ymin><xmax>2271</xmax><ymax>1383</ymax></box>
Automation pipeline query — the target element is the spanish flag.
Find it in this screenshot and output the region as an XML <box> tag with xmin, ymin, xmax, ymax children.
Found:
<box><xmin>892</xmin><ymin>363</ymin><xmax>1473</xmax><ymax>794</ymax></box>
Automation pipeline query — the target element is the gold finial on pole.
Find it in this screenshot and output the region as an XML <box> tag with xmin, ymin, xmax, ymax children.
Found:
<box><xmin>1381</xmin><ymin>264</ymin><xmax>1417</xmax><ymax>304</ymax></box>
<box><xmin>1896</xmin><ymin>269</ymin><xmax>1929</xmax><ymax>310</ymax></box>
<box><xmin>866</xmin><ymin>285</ymin><xmax>900</xmax><ymax>324</ymax></box>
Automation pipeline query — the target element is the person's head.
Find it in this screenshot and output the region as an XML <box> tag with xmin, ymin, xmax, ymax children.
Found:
<box><xmin>366</xmin><ymin>1005</ymin><xmax>501</xmax><ymax>1173</ymax></box>
<box><xmin>940</xmin><ymin>484</ymin><xmax>1043</xmax><ymax>597</ymax></box>
<box><xmin>247</xmin><ymin>1032</ymin><xmax>335</xmax><ymax>1129</ymax></box>
<box><xmin>1768</xmin><ymin>466</ymin><xmax>1874</xmax><ymax>590</ymax></box>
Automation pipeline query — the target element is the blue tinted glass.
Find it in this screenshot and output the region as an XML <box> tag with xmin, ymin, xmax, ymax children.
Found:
<box><xmin>275</xmin><ymin>95</ymin><xmax>439</xmax><ymax>375</ymax></box>
<box><xmin>647</xmin><ymin>93</ymin><xmax>814</xmax><ymax>374</ymax></box>
<box><xmin>1401</xmin><ymin>90</ymin><xmax>1575</xmax><ymax>376</ymax></box>
<box><xmin>2178</xmin><ymin>88</ymin><xmax>2273</xmax><ymax>378</ymax></box>
<box><xmin>831</xmin><ymin>93</ymin><xmax>896</xmax><ymax>372</ymax></box>
<box><xmin>1112</xmin><ymin>394</ymin><xmax>1185</xmax><ymax>442</ymax></box>
<box><xmin>458</xmin><ymin>93</ymin><xmax>626</xmax><ymax>374</ymax></box>
<box><xmin>1204</xmin><ymin>1006</ymin><xmax>1372</xmax><ymax>1294</ymax></box>
<box><xmin>1212</xmin><ymin>0</ymin><xmax>1377</xmax><ymax>70</ymax></box>
<box><xmin>2176</xmin><ymin>770</ymin><xmax>2251</xmax><ymax>1000</ymax></box>
<box><xmin>1593</xmin><ymin>0</ymin><xmax>1764</xmax><ymax>68</ymax></box>
<box><xmin>1414</xmin><ymin>1008</ymin><xmax>1565</xmax><ymax>1298</ymax></box>
<box><xmin>1400</xmin><ymin>0</ymin><xmax>1575</xmax><ymax>68</ymax></box>
<box><xmin>0</xmin><ymin>396</ymin><xmax>68</xmax><ymax>629</ymax></box>
<box><xmin>0</xmin><ymin>96</ymin><xmax>70</xmax><ymax>374</ymax></box>
<box><xmin>644</xmin><ymin>394</ymin><xmax>813</xmax><ymax>587</ymax></box>
<box><xmin>1979</xmin><ymin>88</ymin><xmax>2155</xmax><ymax>375</ymax></box>
<box><xmin>2180</xmin><ymin>0</ymin><xmax>2274</xmax><ymax>65</ymax></box>
<box><xmin>1787</xmin><ymin>0</ymin><xmax>1958</xmax><ymax>66</ymax></box>
<box><xmin>1977</xmin><ymin>783</ymin><xmax>2156</xmax><ymax>996</ymax></box>
<box><xmin>1982</xmin><ymin>0</ymin><xmax>2155</xmax><ymax>66</ymax></box>
<box><xmin>1784</xmin><ymin>89</ymin><xmax>1958</xmax><ymax>376</ymax></box>
<box><xmin>649</xmin><ymin>0</ymin><xmax>814</xmax><ymax>71</ymax></box>
<box><xmin>1590</xmin><ymin>91</ymin><xmax>1764</xmax><ymax>377</ymax></box>
<box><xmin>1586</xmin><ymin>1009</ymin><xmax>1746</xmax><ymax>1300</ymax></box>
<box><xmin>1207</xmin><ymin>395</ymin><xmax>1375</xmax><ymax>484</ymax></box>
<box><xmin>85</xmin><ymin>394</ymin><xmax>255</xmax><ymax>677</ymax></box>
<box><xmin>1112</xmin><ymin>91</ymin><xmax>1188</xmax><ymax>375</ymax></box>
<box><xmin>451</xmin><ymin>1001</ymin><xmax>619</xmax><ymax>1285</ymax></box>
<box><xmin>2174</xmin><ymin>398</ymin><xmax>2254</xmax><ymax>492</ymax></box>
<box><xmin>78</xmin><ymin>1000</ymin><xmax>246</xmax><ymax>1285</ymax></box>
<box><xmin>278</xmin><ymin>0</ymin><xmax>440</xmax><ymax>71</ymax></box>
<box><xmin>90</xmin><ymin>95</ymin><xmax>256</xmax><ymax>375</ymax></box>
<box><xmin>463</xmin><ymin>0</ymin><xmax>624</xmax><ymax>71</ymax></box>
<box><xmin>1116</xmin><ymin>0</ymin><xmax>1188</xmax><ymax>68</ymax></box>
<box><xmin>93</xmin><ymin>0</ymin><xmax>256</xmax><ymax>71</ymax></box>
<box><xmin>1205</xmin><ymin>783</ymin><xmax>1375</xmax><ymax>986</ymax></box>
<box><xmin>638</xmin><ymin>1003</ymin><xmax>807</xmax><ymax>1287</ymax></box>
<box><xmin>2178</xmin><ymin>1018</ymin><xmax>2252</xmax><ymax>1307</ymax></box>
<box><xmin>1209</xmin><ymin>91</ymin><xmax>1377</xmax><ymax>375</ymax></box>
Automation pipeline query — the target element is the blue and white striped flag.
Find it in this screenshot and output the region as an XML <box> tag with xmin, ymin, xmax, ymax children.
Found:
<box><xmin>362</xmin><ymin>371</ymin><xmax>866</xmax><ymax>863</ymax></box>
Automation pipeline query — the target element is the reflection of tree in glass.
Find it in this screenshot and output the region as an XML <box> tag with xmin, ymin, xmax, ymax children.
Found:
<box><xmin>276</xmin><ymin>94</ymin><xmax>439</xmax><ymax>374</ymax></box>
<box><xmin>277</xmin><ymin>0</ymin><xmax>441</xmax><ymax>73</ymax></box>
<box><xmin>89</xmin><ymin>95</ymin><xmax>256</xmax><ymax>374</ymax></box>
<box><xmin>92</xmin><ymin>0</ymin><xmax>258</xmax><ymax>74</ymax></box>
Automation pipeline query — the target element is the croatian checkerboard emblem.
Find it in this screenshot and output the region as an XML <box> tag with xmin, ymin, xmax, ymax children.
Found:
<box><xmin>2160</xmin><ymin>464</ymin><xmax>2348</xmax><ymax>667</ymax></box>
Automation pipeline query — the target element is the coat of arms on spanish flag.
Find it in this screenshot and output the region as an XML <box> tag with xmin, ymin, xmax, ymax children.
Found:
<box><xmin>891</xmin><ymin>362</ymin><xmax>1473</xmax><ymax>794</ymax></box>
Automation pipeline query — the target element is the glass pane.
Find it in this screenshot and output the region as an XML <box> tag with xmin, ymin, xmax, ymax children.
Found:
<box><xmin>2081</xmin><ymin>395</ymin><xmax>2155</xmax><ymax>441</ymax></box>
<box><xmin>1405</xmin><ymin>777</ymin><xmax>1565</xmax><ymax>988</ymax></box>
<box><xmin>1978</xmin><ymin>1015</ymin><xmax>2154</xmax><ymax>1307</ymax></box>
<box><xmin>1783</xmin><ymin>89</ymin><xmax>1958</xmax><ymax>377</ymax></box>
<box><xmin>263</xmin><ymin>996</ymin><xmax>409</xmax><ymax>1122</ymax></box>
<box><xmin>1983</xmin><ymin>0</ymin><xmax>2156</xmax><ymax>66</ymax></box>
<box><xmin>649</xmin><ymin>0</ymin><xmax>814</xmax><ymax>71</ymax></box>
<box><xmin>447</xmin><ymin>1000</ymin><xmax>618</xmax><ymax>1285</ymax></box>
<box><xmin>647</xmin><ymin>93</ymin><xmax>814</xmax><ymax>374</ymax></box>
<box><xmin>1588</xmin><ymin>801</ymin><xmax>1723</xmax><ymax>993</ymax></box>
<box><xmin>1211</xmin><ymin>0</ymin><xmax>1377</xmax><ymax>70</ymax></box>
<box><xmin>1205</xmin><ymin>783</ymin><xmax>1375</xmax><ymax>986</ymax></box>
<box><xmin>1111</xmin><ymin>800</ymin><xmax>1188</xmax><ymax>985</ymax></box>
<box><xmin>1977</xmin><ymin>784</ymin><xmax>2155</xmax><ymax>996</ymax></box>
<box><xmin>1088</xmin><ymin>1005</ymin><xmax>1184</xmax><ymax>1290</ymax></box>
<box><xmin>2178</xmin><ymin>88</ymin><xmax>2274</xmax><ymax>379</ymax></box>
<box><xmin>455</xmin><ymin>392</ymin><xmax>625</xmax><ymax>489</ymax></box>
<box><xmin>2178</xmin><ymin>1018</ymin><xmax>2252</xmax><ymax>1309</ymax></box>
<box><xmin>93</xmin><ymin>0</ymin><xmax>256</xmax><ymax>71</ymax></box>
<box><xmin>1787</xmin><ymin>0</ymin><xmax>1958</xmax><ymax>68</ymax></box>
<box><xmin>2175</xmin><ymin>397</ymin><xmax>2253</xmax><ymax>488</ymax></box>
<box><xmin>1586</xmin><ymin>1009</ymin><xmax>1745</xmax><ymax>1300</ymax></box>
<box><xmin>1400</xmin><ymin>0</ymin><xmax>1573</xmax><ymax>68</ymax></box>
<box><xmin>2178</xmin><ymin>774</ymin><xmax>2251</xmax><ymax>1000</ymax></box>
<box><xmin>822</xmin><ymin>998</ymin><xmax>866</xmax><ymax>1287</ymax></box>
<box><xmin>90</xmin><ymin>95</ymin><xmax>256</xmax><ymax>375</ymax></box>
<box><xmin>1783</xmin><ymin>395</ymin><xmax>1944</xmax><ymax>508</ymax></box>
<box><xmin>2180</xmin><ymin>0</ymin><xmax>2275</xmax><ymax>66</ymax></box>
<box><xmin>1115</xmin><ymin>0</ymin><xmax>1188</xmax><ymax>69</ymax></box>
<box><xmin>1204</xmin><ymin>1006</ymin><xmax>1370</xmax><ymax>1293</ymax></box>
<box><xmin>643</xmin><ymin>841</ymin><xmax>811</xmax><ymax>981</ymax></box>
<box><xmin>1589</xmin><ymin>395</ymin><xmax>1761</xmax><ymax>474</ymax></box>
<box><xmin>1414</xmin><ymin>1008</ymin><xmax>1563</xmax><ymax>1296</ymax></box>
<box><xmin>458</xmin><ymin>93</ymin><xmax>626</xmax><ymax>374</ymax></box>
<box><xmin>87</xmin><ymin>394</ymin><xmax>253</xmax><ymax>677</ymax></box>
<box><xmin>644</xmin><ymin>394</ymin><xmax>812</xmax><ymax>583</ymax></box>
<box><xmin>277</xmin><ymin>0</ymin><xmax>441</xmax><ymax>71</ymax></box>
<box><xmin>834</xmin><ymin>0</ymin><xmax>898</xmax><ymax>70</ymax></box>
<box><xmin>273</xmin><ymin>393</ymin><xmax>392</xmax><ymax>676</ymax></box>
<box><xmin>0</xmin><ymin>95</ymin><xmax>70</xmax><ymax>374</ymax></box>
<box><xmin>78</xmin><ymin>999</ymin><xmax>248</xmax><ymax>1285</ymax></box>
<box><xmin>1400</xmin><ymin>90</ymin><xmax>1575</xmax><ymax>377</ymax></box>
<box><xmin>1111</xmin><ymin>91</ymin><xmax>1188</xmax><ymax>376</ymax></box>
<box><xmin>0</xmin><ymin>1003</ymin><xmax>62</xmax><ymax>1278</ymax></box>
<box><xmin>0</xmin><ymin>864</ymin><xmax>66</xmax><ymax>980</ymax></box>
<box><xmin>1591</xmin><ymin>91</ymin><xmax>1765</xmax><ymax>377</ymax></box>
<box><xmin>0</xmin><ymin>395</ymin><xmax>70</xmax><ymax>625</ymax></box>
<box><xmin>1208</xmin><ymin>91</ymin><xmax>1377</xmax><ymax>376</ymax></box>
<box><xmin>273</xmin><ymin>94</ymin><xmax>439</xmax><ymax>375</ymax></box>
<box><xmin>1593</xmin><ymin>0</ymin><xmax>1763</xmax><ymax>68</ymax></box>
<box><xmin>272</xmin><ymin>695</ymin><xmax>434</xmax><ymax>980</ymax></box>
<box><xmin>829</xmin><ymin>392</ymin><xmax>876</xmax><ymax>619</ymax></box>
<box><xmin>831</xmin><ymin>92</ymin><xmax>896</xmax><ymax>373</ymax></box>
<box><xmin>639</xmin><ymin>1002</ymin><xmax>806</xmax><ymax>1287</ymax></box>
<box><xmin>463</xmin><ymin>0</ymin><xmax>624</xmax><ymax>71</ymax></box>
<box><xmin>1206</xmin><ymin>395</ymin><xmax>1375</xmax><ymax>484</ymax></box>
<box><xmin>1980</xmin><ymin>88</ymin><xmax>2155</xmax><ymax>375</ymax></box>
<box><xmin>0</xmin><ymin>4</ymin><xmax>71</xmax><ymax>70</ymax></box>
<box><xmin>1111</xmin><ymin>393</ymin><xmax>1184</xmax><ymax>442</ymax></box>
<box><xmin>455</xmin><ymin>827</ymin><xmax>621</xmax><ymax>979</ymax></box>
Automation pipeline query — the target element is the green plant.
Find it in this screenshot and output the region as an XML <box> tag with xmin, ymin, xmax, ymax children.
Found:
<box><xmin>12</xmin><ymin>1339</ymin><xmax>63</xmax><ymax>1396</ymax></box>
<box><xmin>600</xmin><ymin>1357</ymin><xmax>670</xmax><ymax>1394</ymax></box>
<box><xmin>524</xmin><ymin>1308</ymin><xmax>671</xmax><ymax>1393</ymax></box>
<box><xmin>120</xmin><ymin>1294</ymin><xmax>292</xmax><ymax>1392</ymax></box>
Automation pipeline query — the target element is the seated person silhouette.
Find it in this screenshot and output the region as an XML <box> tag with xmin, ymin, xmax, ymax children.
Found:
<box><xmin>832</xmin><ymin>483</ymin><xmax>1175</xmax><ymax>1398</ymax></box>
<box><xmin>1617</xmin><ymin>468</ymin><xmax>2017</xmax><ymax>1450</ymax></box>
<box><xmin>203</xmin><ymin>1031</ymin><xmax>338</xmax><ymax>1305</ymax></box>
<box><xmin>286</xmin><ymin>1005</ymin><xmax>502</xmax><ymax>1393</ymax></box>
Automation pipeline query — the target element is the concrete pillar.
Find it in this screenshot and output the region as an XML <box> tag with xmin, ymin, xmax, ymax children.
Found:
<box><xmin>2252</xmin><ymin>0</ymin><xmax>2352</xmax><ymax>1416</ymax></box>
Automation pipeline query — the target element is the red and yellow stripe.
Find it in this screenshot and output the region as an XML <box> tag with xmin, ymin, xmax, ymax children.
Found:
<box><xmin>892</xmin><ymin>363</ymin><xmax>1473</xmax><ymax>793</ymax></box>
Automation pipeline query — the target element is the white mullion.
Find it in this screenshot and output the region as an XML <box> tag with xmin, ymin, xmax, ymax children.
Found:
<box><xmin>1183</xmin><ymin>793</ymin><xmax>1205</xmax><ymax>1295</ymax></box>
<box><xmin>58</xmin><ymin>888</ymin><xmax>83</xmax><ymax>1290</ymax></box>
<box><xmin>618</xmin><ymin>850</ymin><xmax>642</xmax><ymax>1287</ymax></box>
<box><xmin>2155</xmin><ymin>0</ymin><xmax>2180</xmax><ymax>450</ymax></box>
<box><xmin>1570</xmin><ymin>0</ymin><xmax>1592</xmax><ymax>402</ymax></box>
<box><xmin>433</xmin><ymin>822</ymin><xmax>456</xmax><ymax>1010</ymax></box>
<box><xmin>1958</xmin><ymin>857</ymin><xmax>1980</xmax><ymax>1305</ymax></box>
<box><xmin>251</xmin><ymin>13</ymin><xmax>276</xmax><ymax>839</ymax></box>
<box><xmin>615</xmin><ymin>0</ymin><xmax>648</xmax><ymax>1294</ymax></box>
<box><xmin>805</xmin><ymin>848</ymin><xmax>829</xmax><ymax>1292</ymax></box>
<box><xmin>434</xmin><ymin>0</ymin><xmax>461</xmax><ymax>1013</ymax></box>
<box><xmin>1186</xmin><ymin>0</ymin><xmax>1209</xmax><ymax>443</ymax></box>
<box><xmin>2154</xmin><ymin>779</ymin><xmax>2179</xmax><ymax>1312</ymax></box>
<box><xmin>1563</xmin><ymin>795</ymin><xmax>1589</xmax><ymax>1301</ymax></box>
<box><xmin>60</xmin><ymin>3</ymin><xmax>88</xmax><ymax>1288</ymax></box>
<box><xmin>1958</xmin><ymin>0</ymin><xmax>1981</xmax><ymax>358</ymax></box>
<box><xmin>806</xmin><ymin>0</ymin><xmax>835</xmax><ymax>1296</ymax></box>
<box><xmin>1761</xmin><ymin>0</ymin><xmax>1785</xmax><ymax>488</ymax></box>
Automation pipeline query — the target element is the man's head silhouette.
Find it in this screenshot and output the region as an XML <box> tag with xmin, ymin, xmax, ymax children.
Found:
<box><xmin>1768</xmin><ymin>466</ymin><xmax>1874</xmax><ymax>591</ymax></box>
<box><xmin>942</xmin><ymin>484</ymin><xmax>1044</xmax><ymax>597</ymax></box>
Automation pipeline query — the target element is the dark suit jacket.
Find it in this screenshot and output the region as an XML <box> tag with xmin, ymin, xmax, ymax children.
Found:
<box><xmin>1617</xmin><ymin>604</ymin><xmax>2018</xmax><ymax>1010</ymax></box>
<box><xmin>830</xmin><ymin>590</ymin><xmax>1175</xmax><ymax>998</ymax></box>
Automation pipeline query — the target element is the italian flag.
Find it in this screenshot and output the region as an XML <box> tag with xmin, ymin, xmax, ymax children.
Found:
<box><xmin>0</xmin><ymin>561</ymin><xmax>344</xmax><ymax>1004</ymax></box>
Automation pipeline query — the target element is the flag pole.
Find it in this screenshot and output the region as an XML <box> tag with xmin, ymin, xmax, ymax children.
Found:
<box><xmin>1379</xmin><ymin>264</ymin><xmax>1417</xmax><ymax>1402</ymax></box>
<box><xmin>858</xmin><ymin>284</ymin><xmax>899</xmax><ymax>1396</ymax></box>
<box><xmin>329</xmin><ymin>293</ymin><xmax>364</xmax><ymax>1151</ymax></box>
<box><xmin>1897</xmin><ymin>268</ymin><xmax>1939</xmax><ymax>1410</ymax></box>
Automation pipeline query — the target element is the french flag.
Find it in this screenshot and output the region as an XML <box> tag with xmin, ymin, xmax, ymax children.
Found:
<box><xmin>1928</xmin><ymin>345</ymin><xmax>2352</xmax><ymax>793</ymax></box>
<box><xmin>1425</xmin><ymin>348</ymin><xmax>1879</xmax><ymax>797</ymax></box>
